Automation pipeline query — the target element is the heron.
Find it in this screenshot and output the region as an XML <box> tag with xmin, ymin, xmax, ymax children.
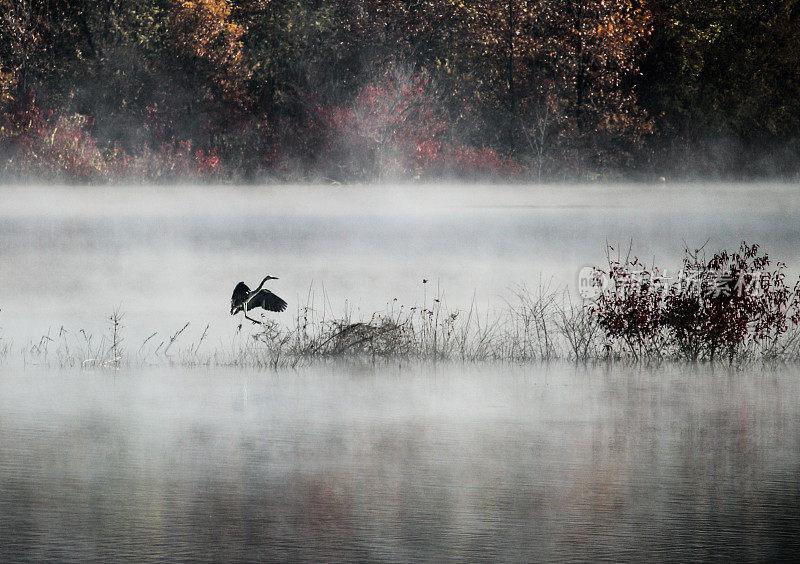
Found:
<box><xmin>231</xmin><ymin>276</ymin><xmax>287</xmax><ymax>324</ymax></box>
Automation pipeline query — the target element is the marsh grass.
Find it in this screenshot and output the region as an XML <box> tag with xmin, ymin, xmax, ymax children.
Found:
<box><xmin>7</xmin><ymin>276</ymin><xmax>800</xmax><ymax>370</ymax></box>
<box><xmin>0</xmin><ymin>332</ymin><xmax>10</xmax><ymax>363</ymax></box>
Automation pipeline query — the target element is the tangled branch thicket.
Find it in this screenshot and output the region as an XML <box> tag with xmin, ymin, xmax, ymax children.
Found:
<box><xmin>591</xmin><ymin>242</ymin><xmax>800</xmax><ymax>362</ymax></box>
<box><xmin>6</xmin><ymin>243</ymin><xmax>800</xmax><ymax>370</ymax></box>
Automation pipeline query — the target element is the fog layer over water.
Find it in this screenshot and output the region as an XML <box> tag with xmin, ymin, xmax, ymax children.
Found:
<box><xmin>1</xmin><ymin>183</ymin><xmax>798</xmax><ymax>346</ymax></box>
<box><xmin>1</xmin><ymin>363</ymin><xmax>799</xmax><ymax>561</ymax></box>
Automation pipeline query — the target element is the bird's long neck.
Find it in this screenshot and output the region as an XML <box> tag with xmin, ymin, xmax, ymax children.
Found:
<box><xmin>253</xmin><ymin>276</ymin><xmax>271</xmax><ymax>293</ymax></box>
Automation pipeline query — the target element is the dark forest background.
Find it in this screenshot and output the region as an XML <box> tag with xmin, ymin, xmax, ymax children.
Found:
<box><xmin>1</xmin><ymin>0</ymin><xmax>798</xmax><ymax>182</ymax></box>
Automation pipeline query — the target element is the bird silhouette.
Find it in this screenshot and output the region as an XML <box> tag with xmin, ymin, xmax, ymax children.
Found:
<box><xmin>231</xmin><ymin>276</ymin><xmax>287</xmax><ymax>324</ymax></box>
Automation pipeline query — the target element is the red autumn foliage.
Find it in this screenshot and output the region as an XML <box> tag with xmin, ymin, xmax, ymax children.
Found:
<box><xmin>317</xmin><ymin>67</ymin><xmax>518</xmax><ymax>179</ymax></box>
<box><xmin>319</xmin><ymin>68</ymin><xmax>447</xmax><ymax>178</ymax></box>
<box><xmin>0</xmin><ymin>95</ymin><xmax>227</xmax><ymax>182</ymax></box>
<box><xmin>0</xmin><ymin>95</ymin><xmax>104</xmax><ymax>181</ymax></box>
<box><xmin>590</xmin><ymin>243</ymin><xmax>800</xmax><ymax>361</ymax></box>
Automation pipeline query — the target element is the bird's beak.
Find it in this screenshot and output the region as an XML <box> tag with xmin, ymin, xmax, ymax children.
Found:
<box><xmin>272</xmin><ymin>276</ymin><xmax>279</xmax><ymax>280</ymax></box>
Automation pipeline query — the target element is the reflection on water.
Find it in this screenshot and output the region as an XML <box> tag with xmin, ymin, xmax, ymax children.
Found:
<box><xmin>1</xmin><ymin>363</ymin><xmax>799</xmax><ymax>561</ymax></box>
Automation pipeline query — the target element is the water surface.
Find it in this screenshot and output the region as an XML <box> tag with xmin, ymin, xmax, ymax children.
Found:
<box><xmin>0</xmin><ymin>363</ymin><xmax>798</xmax><ymax>561</ymax></box>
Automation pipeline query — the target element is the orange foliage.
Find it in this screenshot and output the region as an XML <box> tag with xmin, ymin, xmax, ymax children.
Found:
<box><xmin>0</xmin><ymin>71</ymin><xmax>15</xmax><ymax>107</ymax></box>
<box><xmin>534</xmin><ymin>0</ymin><xmax>655</xmax><ymax>166</ymax></box>
<box><xmin>169</xmin><ymin>0</ymin><xmax>249</xmax><ymax>106</ymax></box>
<box><xmin>431</xmin><ymin>0</ymin><xmax>653</xmax><ymax>168</ymax></box>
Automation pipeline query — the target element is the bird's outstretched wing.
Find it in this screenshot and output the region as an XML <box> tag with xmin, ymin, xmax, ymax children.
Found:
<box><xmin>249</xmin><ymin>289</ymin><xmax>288</xmax><ymax>313</ymax></box>
<box><xmin>231</xmin><ymin>282</ymin><xmax>250</xmax><ymax>305</ymax></box>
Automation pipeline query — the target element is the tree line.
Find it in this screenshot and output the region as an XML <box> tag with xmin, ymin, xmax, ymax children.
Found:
<box><xmin>1</xmin><ymin>0</ymin><xmax>798</xmax><ymax>182</ymax></box>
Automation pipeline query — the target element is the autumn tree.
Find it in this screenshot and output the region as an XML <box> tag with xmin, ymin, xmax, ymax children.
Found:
<box><xmin>320</xmin><ymin>65</ymin><xmax>447</xmax><ymax>179</ymax></box>
<box><xmin>538</xmin><ymin>0</ymin><xmax>654</xmax><ymax>170</ymax></box>
<box><xmin>640</xmin><ymin>0</ymin><xmax>800</xmax><ymax>175</ymax></box>
<box><xmin>169</xmin><ymin>0</ymin><xmax>249</xmax><ymax>107</ymax></box>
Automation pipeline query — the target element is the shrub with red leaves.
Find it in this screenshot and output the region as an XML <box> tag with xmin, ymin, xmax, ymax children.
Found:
<box><xmin>589</xmin><ymin>253</ymin><xmax>667</xmax><ymax>359</ymax></box>
<box><xmin>0</xmin><ymin>96</ymin><xmax>113</xmax><ymax>181</ymax></box>
<box><xmin>590</xmin><ymin>243</ymin><xmax>800</xmax><ymax>361</ymax></box>
<box><xmin>441</xmin><ymin>145</ymin><xmax>521</xmax><ymax>177</ymax></box>
<box><xmin>317</xmin><ymin>65</ymin><xmax>522</xmax><ymax>180</ymax></box>
<box><xmin>319</xmin><ymin>66</ymin><xmax>447</xmax><ymax>179</ymax></box>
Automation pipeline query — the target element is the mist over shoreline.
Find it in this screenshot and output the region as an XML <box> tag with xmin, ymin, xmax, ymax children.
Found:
<box><xmin>2</xmin><ymin>181</ymin><xmax>797</xmax><ymax>217</ymax></box>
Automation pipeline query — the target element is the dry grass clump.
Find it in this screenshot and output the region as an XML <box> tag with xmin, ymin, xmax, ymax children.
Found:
<box><xmin>170</xmin><ymin>284</ymin><xmax>608</xmax><ymax>368</ymax></box>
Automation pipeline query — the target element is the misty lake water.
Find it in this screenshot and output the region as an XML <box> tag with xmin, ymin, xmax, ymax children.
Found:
<box><xmin>1</xmin><ymin>183</ymin><xmax>800</xmax><ymax>560</ymax></box>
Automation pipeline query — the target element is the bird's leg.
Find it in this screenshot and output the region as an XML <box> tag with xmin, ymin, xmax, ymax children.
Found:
<box><xmin>243</xmin><ymin>303</ymin><xmax>263</xmax><ymax>325</ymax></box>
<box><xmin>245</xmin><ymin>313</ymin><xmax>262</xmax><ymax>324</ymax></box>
